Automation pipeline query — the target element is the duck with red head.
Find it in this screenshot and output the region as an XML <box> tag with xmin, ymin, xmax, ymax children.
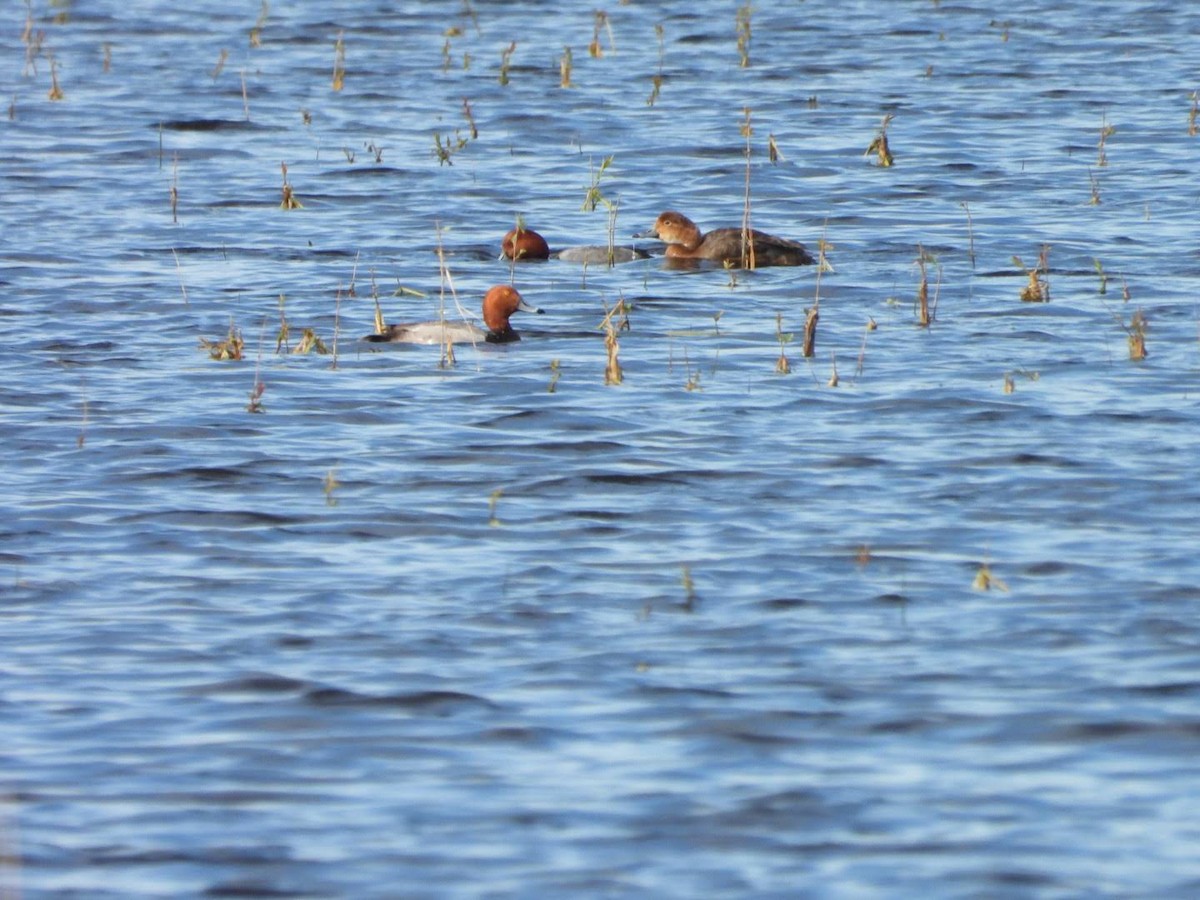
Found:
<box><xmin>501</xmin><ymin>224</ymin><xmax>650</xmax><ymax>264</ymax></box>
<box><xmin>500</xmin><ymin>226</ymin><xmax>551</xmax><ymax>261</ymax></box>
<box><xmin>365</xmin><ymin>285</ymin><xmax>543</xmax><ymax>345</ymax></box>
<box><xmin>639</xmin><ymin>211</ymin><xmax>814</xmax><ymax>267</ymax></box>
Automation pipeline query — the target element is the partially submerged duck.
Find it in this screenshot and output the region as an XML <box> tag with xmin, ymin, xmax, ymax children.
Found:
<box><xmin>500</xmin><ymin>226</ymin><xmax>649</xmax><ymax>264</ymax></box>
<box><xmin>639</xmin><ymin>211</ymin><xmax>814</xmax><ymax>267</ymax></box>
<box><xmin>500</xmin><ymin>226</ymin><xmax>551</xmax><ymax>261</ymax></box>
<box><xmin>364</xmin><ymin>285</ymin><xmax>543</xmax><ymax>345</ymax></box>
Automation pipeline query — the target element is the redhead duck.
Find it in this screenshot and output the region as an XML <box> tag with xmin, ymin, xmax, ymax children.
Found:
<box><xmin>501</xmin><ymin>226</ymin><xmax>551</xmax><ymax>261</ymax></box>
<box><xmin>640</xmin><ymin>211</ymin><xmax>813</xmax><ymax>267</ymax></box>
<box><xmin>501</xmin><ymin>226</ymin><xmax>649</xmax><ymax>264</ymax></box>
<box><xmin>364</xmin><ymin>285</ymin><xmax>543</xmax><ymax>345</ymax></box>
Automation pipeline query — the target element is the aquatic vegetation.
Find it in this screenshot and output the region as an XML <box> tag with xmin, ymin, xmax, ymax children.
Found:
<box><xmin>581</xmin><ymin>155</ymin><xmax>614</xmax><ymax>212</ymax></box>
<box><xmin>646</xmin><ymin>24</ymin><xmax>665</xmax><ymax>106</ymax></box>
<box><xmin>21</xmin><ymin>9</ymin><xmax>43</xmax><ymax>77</ymax></box>
<box><xmin>1105</xmin><ymin>279</ymin><xmax>1147</xmax><ymax>361</ymax></box>
<box><xmin>498</xmin><ymin>41</ymin><xmax>516</xmax><ymax>85</ymax></box>
<box><xmin>461</xmin><ymin>98</ymin><xmax>478</xmax><ymax>139</ymax></box>
<box><xmin>293</xmin><ymin>328</ymin><xmax>330</xmax><ymax>355</ymax></box>
<box><xmin>1015</xmin><ymin>246</ymin><xmax>1050</xmax><ymax>302</ymax></box>
<box><xmin>1096</xmin><ymin>114</ymin><xmax>1115</xmax><ymax>167</ymax></box>
<box><xmin>331</xmin><ymin>286</ymin><xmax>344</xmax><ymax>370</ymax></box>
<box><xmin>600</xmin><ymin>299</ymin><xmax>626</xmax><ymax>385</ymax></box>
<box><xmin>914</xmin><ymin>245</ymin><xmax>939</xmax><ymax>326</ymax></box>
<box><xmin>171</xmin><ymin>249</ymin><xmax>189</xmax><ymax>306</ymax></box>
<box><xmin>275</xmin><ymin>294</ymin><xmax>291</xmax><ymax>352</ymax></box>
<box><xmin>774</xmin><ymin>312</ymin><xmax>792</xmax><ymax>374</ymax></box>
<box><xmin>47</xmin><ymin>53</ymin><xmax>63</xmax><ymax>101</ymax></box>
<box><xmin>547</xmin><ymin>359</ymin><xmax>561</xmax><ymax>393</ymax></box>
<box><xmin>211</xmin><ymin>48</ymin><xmax>228</xmax><ymax>80</ymax></box>
<box><xmin>560</xmin><ymin>46</ymin><xmax>573</xmax><ymax>88</ymax></box>
<box><xmin>1088</xmin><ymin>167</ymin><xmax>1102</xmax><ymax>205</ymax></box>
<box><xmin>169</xmin><ymin>156</ymin><xmax>179</xmax><ymax>224</ymax></box>
<box><xmin>972</xmin><ymin>562</ymin><xmax>1009</xmax><ymax>592</ymax></box>
<box><xmin>239</xmin><ymin>68</ymin><xmax>250</xmax><ymax>119</ymax></box>
<box><xmin>200</xmin><ymin>319</ymin><xmax>245</xmax><ymax>361</ymax></box>
<box><xmin>680</xmin><ymin>565</ymin><xmax>698</xmax><ymax>612</ymax></box>
<box><xmin>433</xmin><ymin>130</ymin><xmax>469</xmax><ymax>166</ymax></box>
<box><xmin>735</xmin><ymin>4</ymin><xmax>752</xmax><ymax>68</ymax></box>
<box><xmin>487</xmin><ymin>489</ymin><xmax>503</xmax><ymax>527</ymax></box>
<box><xmin>323</xmin><ymin>469</ymin><xmax>339</xmax><ymax>507</ymax></box>
<box><xmin>332</xmin><ymin>30</ymin><xmax>346</xmax><ymax>92</ymax></box>
<box><xmin>797</xmin><ymin>220</ymin><xmax>828</xmax><ymax>363</ymax></box>
<box><xmin>854</xmin><ymin>318</ymin><xmax>876</xmax><ymax>380</ymax></box>
<box><xmin>740</xmin><ymin>107</ymin><xmax>755</xmax><ymax>269</ymax></box>
<box><xmin>801</xmin><ymin>306</ymin><xmax>818</xmax><ymax>359</ymax></box>
<box><xmin>1003</xmin><ymin>369</ymin><xmax>1040</xmax><ymax>395</ymax></box>
<box><xmin>280</xmin><ymin>162</ymin><xmax>302</xmax><ymax>209</ymax></box>
<box><xmin>1126</xmin><ymin>309</ymin><xmax>1148</xmax><ymax>361</ymax></box>
<box><xmin>866</xmin><ymin>114</ymin><xmax>895</xmax><ymax>167</ymax></box>
<box><xmin>247</xmin><ymin>369</ymin><xmax>266</xmax><ymax>414</ymax></box>
<box><xmin>589</xmin><ymin>11</ymin><xmax>614</xmax><ymax>58</ymax></box>
<box><xmin>249</xmin><ymin>0</ymin><xmax>269</xmax><ymax>48</ymax></box>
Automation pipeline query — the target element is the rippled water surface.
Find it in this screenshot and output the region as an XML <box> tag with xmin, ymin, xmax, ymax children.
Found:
<box><xmin>4</xmin><ymin>1</ymin><xmax>1200</xmax><ymax>897</ymax></box>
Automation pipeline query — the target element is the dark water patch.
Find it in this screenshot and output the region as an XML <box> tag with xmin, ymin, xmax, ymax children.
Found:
<box><xmin>204</xmin><ymin>880</ymin><xmax>325</xmax><ymax>898</ymax></box>
<box><xmin>157</xmin><ymin>119</ymin><xmax>270</xmax><ymax>133</ymax></box>
<box><xmin>757</xmin><ymin>597</ymin><xmax>814</xmax><ymax>610</ymax></box>
<box><xmin>581</xmin><ymin>471</ymin><xmax>695</xmax><ymax>487</ymax></box>
<box><xmin>191</xmin><ymin>674</ymin><xmax>310</xmax><ymax>696</ymax></box>
<box><xmin>1123</xmin><ymin>681</ymin><xmax>1200</xmax><ymax>698</ymax></box>
<box><xmin>1022</xmin><ymin>559</ymin><xmax>1081</xmax><ymax>576</ymax></box>
<box><xmin>479</xmin><ymin>725</ymin><xmax>562</xmax><ymax>746</ymax></box>
<box><xmin>303</xmin><ymin>687</ymin><xmax>498</xmax><ymax>713</ymax></box>
<box><xmin>39</xmin><ymin>340</ymin><xmax>123</xmax><ymax>353</ymax></box>
<box><xmin>816</xmin><ymin>454</ymin><xmax>889</xmax><ymax>469</ymax></box>
<box><xmin>1048</xmin><ymin>719</ymin><xmax>1200</xmax><ymax>741</ymax></box>
<box><xmin>121</xmin><ymin>465</ymin><xmax>248</xmax><ymax>485</ymax></box>
<box><xmin>117</xmin><ymin>510</ymin><xmax>304</xmax><ymax>529</ymax></box>
<box><xmin>958</xmin><ymin>452</ymin><xmax>1083</xmax><ymax>468</ymax></box>
<box><xmin>635</xmin><ymin>684</ymin><xmax>737</xmax><ymax>702</ymax></box>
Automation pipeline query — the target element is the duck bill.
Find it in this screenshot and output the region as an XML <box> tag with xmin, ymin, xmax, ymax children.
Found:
<box><xmin>633</xmin><ymin>225</ymin><xmax>660</xmax><ymax>239</ymax></box>
<box><xmin>517</xmin><ymin>297</ymin><xmax>545</xmax><ymax>315</ymax></box>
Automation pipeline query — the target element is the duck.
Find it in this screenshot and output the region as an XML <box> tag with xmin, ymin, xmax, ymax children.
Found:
<box><xmin>364</xmin><ymin>285</ymin><xmax>543</xmax><ymax>345</ymax></box>
<box><xmin>638</xmin><ymin>211</ymin><xmax>814</xmax><ymax>267</ymax></box>
<box><xmin>500</xmin><ymin>226</ymin><xmax>551</xmax><ymax>261</ymax></box>
<box><xmin>500</xmin><ymin>226</ymin><xmax>650</xmax><ymax>264</ymax></box>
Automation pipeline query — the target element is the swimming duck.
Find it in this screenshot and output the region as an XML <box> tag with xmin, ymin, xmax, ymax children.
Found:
<box><xmin>639</xmin><ymin>211</ymin><xmax>814</xmax><ymax>267</ymax></box>
<box><xmin>364</xmin><ymin>285</ymin><xmax>543</xmax><ymax>345</ymax></box>
<box><xmin>501</xmin><ymin>226</ymin><xmax>649</xmax><ymax>264</ymax></box>
<box><xmin>500</xmin><ymin>226</ymin><xmax>551</xmax><ymax>261</ymax></box>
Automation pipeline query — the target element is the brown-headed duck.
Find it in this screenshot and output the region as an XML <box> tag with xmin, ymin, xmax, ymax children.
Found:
<box><xmin>364</xmin><ymin>285</ymin><xmax>542</xmax><ymax>345</ymax></box>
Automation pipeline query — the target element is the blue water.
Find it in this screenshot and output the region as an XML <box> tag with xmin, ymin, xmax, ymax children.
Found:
<box><xmin>4</xmin><ymin>1</ymin><xmax>1200</xmax><ymax>896</ymax></box>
